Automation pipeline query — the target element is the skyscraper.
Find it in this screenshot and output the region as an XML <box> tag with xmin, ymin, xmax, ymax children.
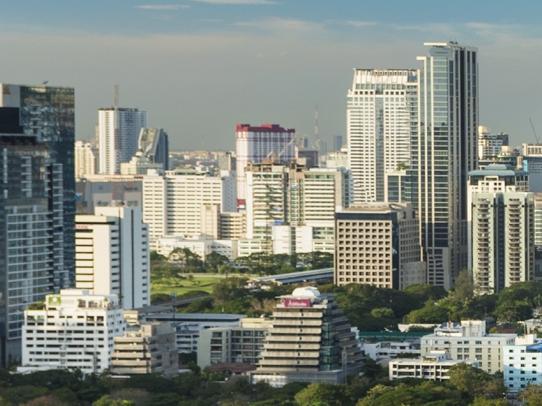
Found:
<box><xmin>347</xmin><ymin>69</ymin><xmax>417</xmax><ymax>203</ymax></box>
<box><xmin>74</xmin><ymin>140</ymin><xmax>97</xmax><ymax>179</ymax></box>
<box><xmin>137</xmin><ymin>128</ymin><xmax>169</xmax><ymax>170</ymax></box>
<box><xmin>98</xmin><ymin>107</ymin><xmax>147</xmax><ymax>175</ymax></box>
<box><xmin>0</xmin><ymin>116</ymin><xmax>61</xmax><ymax>365</ymax></box>
<box><xmin>0</xmin><ymin>84</ymin><xmax>75</xmax><ymax>290</ymax></box>
<box><xmin>235</xmin><ymin>123</ymin><xmax>296</xmax><ymax>206</ymax></box>
<box><xmin>412</xmin><ymin>42</ymin><xmax>478</xmax><ymax>289</ymax></box>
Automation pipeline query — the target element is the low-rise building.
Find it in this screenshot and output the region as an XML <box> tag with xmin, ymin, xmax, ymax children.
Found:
<box><xmin>197</xmin><ymin>317</ymin><xmax>272</xmax><ymax>369</ymax></box>
<box><xmin>20</xmin><ymin>290</ymin><xmax>126</xmax><ymax>374</ymax></box>
<box><xmin>503</xmin><ymin>335</ymin><xmax>542</xmax><ymax>392</ymax></box>
<box><xmin>251</xmin><ymin>287</ymin><xmax>363</xmax><ymax>387</ymax></box>
<box><xmin>362</xmin><ymin>340</ymin><xmax>420</xmax><ymax>365</ymax></box>
<box><xmin>389</xmin><ymin>351</ymin><xmax>475</xmax><ymax>381</ymax></box>
<box><xmin>111</xmin><ymin>321</ymin><xmax>178</xmax><ymax>376</ymax></box>
<box><xmin>420</xmin><ymin>320</ymin><xmax>516</xmax><ymax>374</ymax></box>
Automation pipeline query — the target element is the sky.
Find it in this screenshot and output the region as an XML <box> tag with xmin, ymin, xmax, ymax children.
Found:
<box><xmin>2</xmin><ymin>0</ymin><xmax>542</xmax><ymax>150</ymax></box>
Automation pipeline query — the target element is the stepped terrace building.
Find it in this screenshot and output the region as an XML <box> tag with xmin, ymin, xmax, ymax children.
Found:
<box><xmin>251</xmin><ymin>287</ymin><xmax>362</xmax><ymax>387</ymax></box>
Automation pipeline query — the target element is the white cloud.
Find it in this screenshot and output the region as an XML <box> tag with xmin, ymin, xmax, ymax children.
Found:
<box><xmin>343</xmin><ymin>20</ymin><xmax>378</xmax><ymax>28</ymax></box>
<box><xmin>191</xmin><ymin>0</ymin><xmax>275</xmax><ymax>5</ymax></box>
<box><xmin>136</xmin><ymin>4</ymin><xmax>190</xmax><ymax>10</ymax></box>
<box><xmin>235</xmin><ymin>17</ymin><xmax>322</xmax><ymax>32</ymax></box>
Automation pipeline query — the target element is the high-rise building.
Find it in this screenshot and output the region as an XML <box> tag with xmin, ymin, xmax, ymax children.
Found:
<box><xmin>19</xmin><ymin>289</ymin><xmax>126</xmax><ymax>374</ymax></box>
<box><xmin>346</xmin><ymin>69</ymin><xmax>417</xmax><ymax>203</ymax></box>
<box><xmin>251</xmin><ymin>287</ymin><xmax>362</xmax><ymax>387</ymax></box>
<box><xmin>478</xmin><ymin>126</ymin><xmax>509</xmax><ymax>161</ymax></box>
<box><xmin>334</xmin><ymin>135</ymin><xmax>344</xmax><ymax>151</ymax></box>
<box><xmin>137</xmin><ymin>128</ymin><xmax>169</xmax><ymax>170</ymax></box>
<box><xmin>74</xmin><ymin>140</ymin><xmax>97</xmax><ymax>179</ymax></box>
<box><xmin>75</xmin><ymin>206</ymin><xmax>150</xmax><ymax>308</ymax></box>
<box><xmin>467</xmin><ymin>164</ymin><xmax>532</xmax><ymax>294</ymax></box>
<box><xmin>98</xmin><ymin>107</ymin><xmax>147</xmax><ymax>175</ymax></box>
<box><xmin>235</xmin><ymin>123</ymin><xmax>296</xmax><ymax>205</ymax></box>
<box><xmin>334</xmin><ymin>203</ymin><xmax>425</xmax><ymax>289</ymax></box>
<box><xmin>142</xmin><ymin>169</ymin><xmax>236</xmax><ymax>248</ymax></box>
<box><xmin>0</xmin><ymin>84</ymin><xmax>75</xmax><ymax>291</ymax></box>
<box><xmin>245</xmin><ymin>162</ymin><xmax>350</xmax><ymax>253</ymax></box>
<box><xmin>412</xmin><ymin>42</ymin><xmax>478</xmax><ymax>289</ymax></box>
<box><xmin>0</xmin><ymin>125</ymin><xmax>61</xmax><ymax>365</ymax></box>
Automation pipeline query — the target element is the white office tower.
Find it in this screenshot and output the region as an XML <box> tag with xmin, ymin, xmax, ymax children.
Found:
<box><xmin>98</xmin><ymin>107</ymin><xmax>147</xmax><ymax>175</ymax></box>
<box><xmin>235</xmin><ymin>123</ymin><xmax>296</xmax><ymax>206</ymax></box>
<box><xmin>74</xmin><ymin>140</ymin><xmax>97</xmax><ymax>179</ymax></box>
<box><xmin>420</xmin><ymin>320</ymin><xmax>516</xmax><ymax>374</ymax></box>
<box><xmin>468</xmin><ymin>165</ymin><xmax>532</xmax><ymax>294</ymax></box>
<box><xmin>413</xmin><ymin>42</ymin><xmax>478</xmax><ymax>289</ymax></box>
<box><xmin>347</xmin><ymin>69</ymin><xmax>417</xmax><ymax>203</ymax></box>
<box><xmin>478</xmin><ymin>126</ymin><xmax>509</xmax><ymax>161</ymax></box>
<box><xmin>245</xmin><ymin>162</ymin><xmax>350</xmax><ymax>254</ymax></box>
<box><xmin>251</xmin><ymin>287</ymin><xmax>362</xmax><ymax>387</ymax></box>
<box><xmin>335</xmin><ymin>203</ymin><xmax>425</xmax><ymax>289</ymax></box>
<box><xmin>20</xmin><ymin>289</ymin><xmax>126</xmax><ymax>374</ymax></box>
<box><xmin>75</xmin><ymin>206</ymin><xmax>150</xmax><ymax>308</ymax></box>
<box><xmin>142</xmin><ymin>169</ymin><xmax>236</xmax><ymax>248</ymax></box>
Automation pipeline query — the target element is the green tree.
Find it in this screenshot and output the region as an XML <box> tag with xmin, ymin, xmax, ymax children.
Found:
<box><xmin>520</xmin><ymin>384</ymin><xmax>542</xmax><ymax>406</ymax></box>
<box><xmin>404</xmin><ymin>300</ymin><xmax>448</xmax><ymax>323</ymax></box>
<box><xmin>448</xmin><ymin>364</ymin><xmax>505</xmax><ymax>401</ymax></box>
<box><xmin>357</xmin><ymin>382</ymin><xmax>462</xmax><ymax>406</ymax></box>
<box><xmin>294</xmin><ymin>383</ymin><xmax>351</xmax><ymax>406</ymax></box>
<box><xmin>93</xmin><ymin>395</ymin><xmax>134</xmax><ymax>406</ymax></box>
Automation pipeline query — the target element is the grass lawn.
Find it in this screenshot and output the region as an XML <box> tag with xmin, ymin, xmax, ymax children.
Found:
<box><xmin>151</xmin><ymin>275</ymin><xmax>223</xmax><ymax>297</ymax></box>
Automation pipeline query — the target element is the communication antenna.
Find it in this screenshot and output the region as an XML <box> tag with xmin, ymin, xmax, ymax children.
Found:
<box><xmin>529</xmin><ymin>117</ymin><xmax>540</xmax><ymax>144</ymax></box>
<box><xmin>113</xmin><ymin>84</ymin><xmax>119</xmax><ymax>109</ymax></box>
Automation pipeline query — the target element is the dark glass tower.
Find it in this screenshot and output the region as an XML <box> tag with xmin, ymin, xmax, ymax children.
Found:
<box><xmin>0</xmin><ymin>84</ymin><xmax>75</xmax><ymax>289</ymax></box>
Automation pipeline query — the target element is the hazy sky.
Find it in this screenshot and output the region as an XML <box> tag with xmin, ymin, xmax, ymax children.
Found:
<box><xmin>2</xmin><ymin>0</ymin><xmax>542</xmax><ymax>150</ymax></box>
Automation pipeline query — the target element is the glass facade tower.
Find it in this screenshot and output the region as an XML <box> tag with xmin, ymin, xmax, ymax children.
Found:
<box><xmin>411</xmin><ymin>42</ymin><xmax>478</xmax><ymax>289</ymax></box>
<box><xmin>0</xmin><ymin>84</ymin><xmax>75</xmax><ymax>289</ymax></box>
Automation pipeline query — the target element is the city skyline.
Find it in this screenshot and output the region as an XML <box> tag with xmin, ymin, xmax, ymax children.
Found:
<box><xmin>2</xmin><ymin>1</ymin><xmax>542</xmax><ymax>149</ymax></box>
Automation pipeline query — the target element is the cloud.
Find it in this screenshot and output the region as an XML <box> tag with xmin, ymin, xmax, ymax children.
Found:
<box><xmin>136</xmin><ymin>4</ymin><xmax>190</xmax><ymax>10</ymax></box>
<box><xmin>191</xmin><ymin>0</ymin><xmax>275</xmax><ymax>5</ymax></box>
<box><xmin>343</xmin><ymin>20</ymin><xmax>378</xmax><ymax>28</ymax></box>
<box><xmin>235</xmin><ymin>17</ymin><xmax>322</xmax><ymax>32</ymax></box>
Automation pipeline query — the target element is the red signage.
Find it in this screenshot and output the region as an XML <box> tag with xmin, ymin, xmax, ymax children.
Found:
<box><xmin>282</xmin><ymin>298</ymin><xmax>312</xmax><ymax>308</ymax></box>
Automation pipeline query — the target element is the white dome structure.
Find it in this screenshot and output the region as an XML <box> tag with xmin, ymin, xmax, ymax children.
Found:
<box><xmin>290</xmin><ymin>286</ymin><xmax>321</xmax><ymax>299</ymax></box>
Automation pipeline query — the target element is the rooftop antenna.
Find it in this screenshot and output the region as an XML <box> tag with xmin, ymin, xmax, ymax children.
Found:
<box><xmin>314</xmin><ymin>105</ymin><xmax>320</xmax><ymax>150</ymax></box>
<box><xmin>529</xmin><ymin>117</ymin><xmax>540</xmax><ymax>144</ymax></box>
<box><xmin>113</xmin><ymin>84</ymin><xmax>119</xmax><ymax>109</ymax></box>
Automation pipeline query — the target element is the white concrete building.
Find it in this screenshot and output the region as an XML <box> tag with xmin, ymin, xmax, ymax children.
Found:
<box><xmin>75</xmin><ymin>140</ymin><xmax>97</xmax><ymax>179</ymax></box>
<box><xmin>245</xmin><ymin>162</ymin><xmax>349</xmax><ymax>254</ymax></box>
<box><xmin>347</xmin><ymin>69</ymin><xmax>417</xmax><ymax>203</ymax></box>
<box><xmin>468</xmin><ymin>165</ymin><xmax>532</xmax><ymax>294</ymax></box>
<box><xmin>503</xmin><ymin>335</ymin><xmax>542</xmax><ymax>392</ymax></box>
<box><xmin>20</xmin><ymin>290</ymin><xmax>126</xmax><ymax>374</ymax></box>
<box><xmin>142</xmin><ymin>169</ymin><xmax>236</xmax><ymax>248</ymax></box>
<box><xmin>421</xmin><ymin>320</ymin><xmax>516</xmax><ymax>374</ymax></box>
<box><xmin>362</xmin><ymin>341</ymin><xmax>420</xmax><ymax>365</ymax></box>
<box><xmin>98</xmin><ymin>107</ymin><xmax>147</xmax><ymax>175</ymax></box>
<box><xmin>335</xmin><ymin>203</ymin><xmax>425</xmax><ymax>289</ymax></box>
<box><xmin>389</xmin><ymin>351</ymin><xmax>475</xmax><ymax>381</ymax></box>
<box><xmin>75</xmin><ymin>206</ymin><xmax>150</xmax><ymax>308</ymax></box>
<box><xmin>156</xmin><ymin>236</ymin><xmax>238</xmax><ymax>261</ymax></box>
<box><xmin>235</xmin><ymin>123</ymin><xmax>296</xmax><ymax>205</ymax></box>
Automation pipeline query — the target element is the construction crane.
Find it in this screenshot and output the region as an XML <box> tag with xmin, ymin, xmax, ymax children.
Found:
<box><xmin>529</xmin><ymin>117</ymin><xmax>540</xmax><ymax>144</ymax></box>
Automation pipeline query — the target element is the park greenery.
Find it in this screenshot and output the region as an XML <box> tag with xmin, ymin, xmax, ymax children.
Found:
<box><xmin>154</xmin><ymin>267</ymin><xmax>542</xmax><ymax>332</ymax></box>
<box><xmin>0</xmin><ymin>359</ymin><xmax>518</xmax><ymax>405</ymax></box>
